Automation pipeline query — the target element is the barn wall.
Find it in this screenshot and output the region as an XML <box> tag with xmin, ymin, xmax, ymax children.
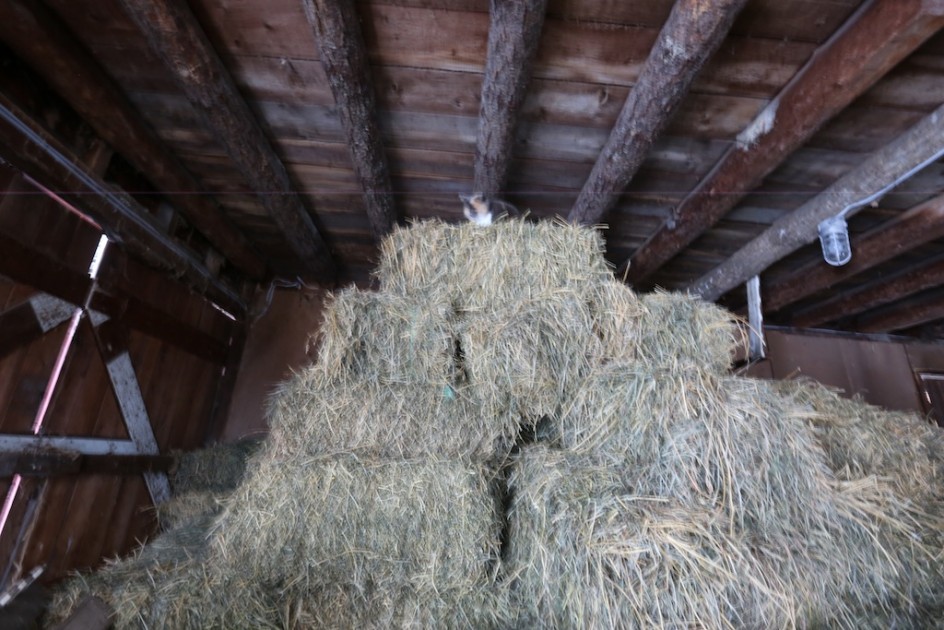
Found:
<box><xmin>0</xmin><ymin>170</ymin><xmax>231</xmax><ymax>586</ymax></box>
<box><xmin>747</xmin><ymin>327</ymin><xmax>944</xmax><ymax>419</ymax></box>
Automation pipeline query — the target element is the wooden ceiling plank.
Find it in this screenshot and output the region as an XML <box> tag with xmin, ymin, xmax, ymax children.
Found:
<box><xmin>0</xmin><ymin>95</ymin><xmax>246</xmax><ymax>314</ymax></box>
<box><xmin>0</xmin><ymin>0</ymin><xmax>266</xmax><ymax>280</ymax></box>
<box><xmin>472</xmin><ymin>0</ymin><xmax>548</xmax><ymax>198</ymax></box>
<box><xmin>117</xmin><ymin>0</ymin><xmax>336</xmax><ymax>282</ymax></box>
<box><xmin>856</xmin><ymin>290</ymin><xmax>944</xmax><ymax>335</ymax></box>
<box><xmin>567</xmin><ymin>0</ymin><xmax>748</xmax><ymax>226</ymax></box>
<box><xmin>763</xmin><ymin>192</ymin><xmax>944</xmax><ymax>314</ymax></box>
<box><xmin>625</xmin><ymin>0</ymin><xmax>944</xmax><ymax>285</ymax></box>
<box><xmin>689</xmin><ymin>101</ymin><xmax>944</xmax><ymax>302</ymax></box>
<box><xmin>301</xmin><ymin>0</ymin><xmax>398</xmax><ymax>237</ymax></box>
<box><xmin>792</xmin><ymin>255</ymin><xmax>944</xmax><ymax>329</ymax></box>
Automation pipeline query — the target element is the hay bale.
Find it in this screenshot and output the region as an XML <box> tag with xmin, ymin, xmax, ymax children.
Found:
<box><xmin>376</xmin><ymin>220</ymin><xmax>612</xmax><ymax>310</ymax></box>
<box><xmin>635</xmin><ymin>291</ymin><xmax>744</xmax><ymax>373</ymax></box>
<box><xmin>586</xmin><ymin>279</ymin><xmax>646</xmax><ymax>363</ymax></box>
<box><xmin>155</xmin><ymin>490</ymin><xmax>223</xmax><ymax>531</ymax></box>
<box><xmin>313</xmin><ymin>288</ymin><xmax>458</xmax><ymax>387</ymax></box>
<box><xmin>460</xmin><ymin>291</ymin><xmax>601</xmax><ymax>420</ymax></box>
<box><xmin>170</xmin><ymin>439</ymin><xmax>260</xmax><ymax>495</ymax></box>
<box><xmin>266</xmin><ymin>370</ymin><xmax>518</xmax><ymax>459</ymax></box>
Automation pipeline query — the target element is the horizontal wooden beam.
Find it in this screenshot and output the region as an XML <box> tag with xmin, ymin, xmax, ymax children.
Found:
<box><xmin>0</xmin><ymin>0</ymin><xmax>266</xmax><ymax>280</ymax></box>
<box><xmin>0</xmin><ymin>450</ymin><xmax>174</xmax><ymax>478</ymax></box>
<box><xmin>567</xmin><ymin>0</ymin><xmax>748</xmax><ymax>225</ymax></box>
<box><xmin>856</xmin><ymin>290</ymin><xmax>944</xmax><ymax>334</ymax></box>
<box><xmin>302</xmin><ymin>0</ymin><xmax>397</xmax><ymax>237</ymax></box>
<box><xmin>624</xmin><ymin>0</ymin><xmax>944</xmax><ymax>284</ymax></box>
<box><xmin>0</xmin><ymin>294</ymin><xmax>74</xmax><ymax>360</ymax></box>
<box><xmin>0</xmin><ymin>233</ymin><xmax>231</xmax><ymax>364</ymax></box>
<box><xmin>792</xmin><ymin>254</ymin><xmax>944</xmax><ymax>328</ymax></box>
<box><xmin>764</xmin><ymin>192</ymin><xmax>944</xmax><ymax>314</ymax></box>
<box><xmin>472</xmin><ymin>0</ymin><xmax>547</xmax><ymax>199</ymax></box>
<box><xmin>118</xmin><ymin>0</ymin><xmax>336</xmax><ymax>282</ymax></box>
<box><xmin>0</xmin><ymin>95</ymin><xmax>246</xmax><ymax>314</ymax></box>
<box><xmin>0</xmin><ymin>435</ymin><xmax>138</xmax><ymax>456</ymax></box>
<box><xmin>689</xmin><ymin>101</ymin><xmax>944</xmax><ymax>301</ymax></box>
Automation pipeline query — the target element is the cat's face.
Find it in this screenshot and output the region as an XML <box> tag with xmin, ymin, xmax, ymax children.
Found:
<box><xmin>459</xmin><ymin>193</ymin><xmax>492</xmax><ymax>226</ymax></box>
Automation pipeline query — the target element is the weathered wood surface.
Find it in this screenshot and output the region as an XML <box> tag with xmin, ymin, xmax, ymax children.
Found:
<box><xmin>856</xmin><ymin>289</ymin><xmax>944</xmax><ymax>334</ymax></box>
<box><xmin>0</xmin><ymin>0</ymin><xmax>266</xmax><ymax>280</ymax></box>
<box><xmin>117</xmin><ymin>0</ymin><xmax>336</xmax><ymax>281</ymax></box>
<box><xmin>568</xmin><ymin>0</ymin><xmax>748</xmax><ymax>225</ymax></box>
<box><xmin>302</xmin><ymin>0</ymin><xmax>398</xmax><ymax>237</ymax></box>
<box><xmin>0</xmin><ymin>295</ymin><xmax>74</xmax><ymax>361</ymax></box>
<box><xmin>472</xmin><ymin>0</ymin><xmax>547</xmax><ymax>197</ymax></box>
<box><xmin>689</xmin><ymin>101</ymin><xmax>944</xmax><ymax>301</ymax></box>
<box><xmin>625</xmin><ymin>0</ymin><xmax>944</xmax><ymax>284</ymax></box>
<box><xmin>0</xmin><ymin>450</ymin><xmax>174</xmax><ymax>478</ymax></box>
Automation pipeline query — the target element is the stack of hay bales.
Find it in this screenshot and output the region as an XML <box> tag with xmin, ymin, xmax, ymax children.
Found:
<box><xmin>48</xmin><ymin>219</ymin><xmax>944</xmax><ymax>628</ymax></box>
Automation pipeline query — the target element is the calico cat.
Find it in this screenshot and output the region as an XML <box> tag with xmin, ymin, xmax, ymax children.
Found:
<box><xmin>459</xmin><ymin>193</ymin><xmax>520</xmax><ymax>226</ymax></box>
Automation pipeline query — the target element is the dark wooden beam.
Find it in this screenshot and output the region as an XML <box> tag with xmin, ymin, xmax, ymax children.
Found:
<box><xmin>0</xmin><ymin>94</ymin><xmax>246</xmax><ymax>314</ymax></box>
<box><xmin>0</xmin><ymin>294</ymin><xmax>74</xmax><ymax>360</ymax></box>
<box><xmin>0</xmin><ymin>233</ymin><xmax>231</xmax><ymax>363</ymax></box>
<box><xmin>689</xmin><ymin>101</ymin><xmax>944</xmax><ymax>301</ymax></box>
<box><xmin>567</xmin><ymin>0</ymin><xmax>747</xmax><ymax>226</ymax></box>
<box><xmin>472</xmin><ymin>0</ymin><xmax>547</xmax><ymax>198</ymax></box>
<box><xmin>0</xmin><ymin>450</ymin><xmax>174</xmax><ymax>478</ymax></box>
<box><xmin>0</xmin><ymin>0</ymin><xmax>266</xmax><ymax>280</ymax></box>
<box><xmin>792</xmin><ymin>254</ymin><xmax>944</xmax><ymax>329</ymax></box>
<box><xmin>118</xmin><ymin>0</ymin><xmax>336</xmax><ymax>282</ymax></box>
<box><xmin>764</xmin><ymin>193</ymin><xmax>944</xmax><ymax>314</ymax></box>
<box><xmin>624</xmin><ymin>0</ymin><xmax>944</xmax><ymax>284</ymax></box>
<box><xmin>302</xmin><ymin>0</ymin><xmax>397</xmax><ymax>238</ymax></box>
<box><xmin>204</xmin><ymin>322</ymin><xmax>248</xmax><ymax>443</ymax></box>
<box><xmin>856</xmin><ymin>290</ymin><xmax>944</xmax><ymax>334</ymax></box>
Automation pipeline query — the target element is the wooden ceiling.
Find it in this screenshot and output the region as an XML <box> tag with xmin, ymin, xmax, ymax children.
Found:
<box><xmin>1</xmin><ymin>0</ymin><xmax>944</xmax><ymax>339</ymax></box>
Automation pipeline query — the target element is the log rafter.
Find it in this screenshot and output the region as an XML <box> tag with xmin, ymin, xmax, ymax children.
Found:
<box><xmin>624</xmin><ymin>0</ymin><xmax>944</xmax><ymax>285</ymax></box>
<box><xmin>118</xmin><ymin>0</ymin><xmax>336</xmax><ymax>282</ymax></box>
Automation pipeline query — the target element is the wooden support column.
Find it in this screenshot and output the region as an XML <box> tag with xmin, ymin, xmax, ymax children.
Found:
<box><xmin>567</xmin><ymin>0</ymin><xmax>747</xmax><ymax>226</ymax></box>
<box><xmin>302</xmin><ymin>0</ymin><xmax>397</xmax><ymax>237</ymax></box>
<box><xmin>624</xmin><ymin>0</ymin><xmax>944</xmax><ymax>284</ymax></box>
<box><xmin>0</xmin><ymin>95</ymin><xmax>246</xmax><ymax>315</ymax></box>
<box><xmin>792</xmin><ymin>255</ymin><xmax>944</xmax><ymax>328</ymax></box>
<box><xmin>89</xmin><ymin>314</ymin><xmax>171</xmax><ymax>505</ymax></box>
<box><xmin>204</xmin><ymin>323</ymin><xmax>247</xmax><ymax>443</ymax></box>
<box><xmin>763</xmin><ymin>193</ymin><xmax>944</xmax><ymax>314</ymax></box>
<box><xmin>689</xmin><ymin>101</ymin><xmax>944</xmax><ymax>302</ymax></box>
<box><xmin>856</xmin><ymin>291</ymin><xmax>944</xmax><ymax>334</ymax></box>
<box><xmin>0</xmin><ymin>294</ymin><xmax>74</xmax><ymax>360</ymax></box>
<box><xmin>472</xmin><ymin>0</ymin><xmax>547</xmax><ymax>199</ymax></box>
<box><xmin>118</xmin><ymin>0</ymin><xmax>336</xmax><ymax>282</ymax></box>
<box><xmin>0</xmin><ymin>0</ymin><xmax>266</xmax><ymax>280</ymax></box>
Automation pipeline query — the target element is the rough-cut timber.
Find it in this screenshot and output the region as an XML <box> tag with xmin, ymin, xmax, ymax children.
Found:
<box><xmin>856</xmin><ymin>290</ymin><xmax>944</xmax><ymax>334</ymax></box>
<box><xmin>0</xmin><ymin>0</ymin><xmax>266</xmax><ymax>280</ymax></box>
<box><xmin>118</xmin><ymin>0</ymin><xmax>336</xmax><ymax>281</ymax></box>
<box><xmin>0</xmin><ymin>96</ymin><xmax>246</xmax><ymax>314</ymax></box>
<box><xmin>689</xmin><ymin>101</ymin><xmax>944</xmax><ymax>301</ymax></box>
<box><xmin>0</xmin><ymin>451</ymin><xmax>174</xmax><ymax>478</ymax></box>
<box><xmin>0</xmin><ymin>294</ymin><xmax>74</xmax><ymax>360</ymax></box>
<box><xmin>472</xmin><ymin>0</ymin><xmax>547</xmax><ymax>198</ymax></box>
<box><xmin>567</xmin><ymin>0</ymin><xmax>748</xmax><ymax>226</ymax></box>
<box><xmin>624</xmin><ymin>0</ymin><xmax>944</xmax><ymax>284</ymax></box>
<box><xmin>764</xmin><ymin>193</ymin><xmax>944</xmax><ymax>314</ymax></box>
<box><xmin>793</xmin><ymin>255</ymin><xmax>944</xmax><ymax>329</ymax></box>
<box><xmin>302</xmin><ymin>0</ymin><xmax>397</xmax><ymax>238</ymax></box>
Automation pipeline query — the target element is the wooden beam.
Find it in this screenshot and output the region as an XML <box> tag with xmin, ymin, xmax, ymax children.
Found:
<box><xmin>856</xmin><ymin>290</ymin><xmax>944</xmax><ymax>334</ymax></box>
<box><xmin>689</xmin><ymin>101</ymin><xmax>944</xmax><ymax>301</ymax></box>
<box><xmin>472</xmin><ymin>0</ymin><xmax>547</xmax><ymax>198</ymax></box>
<box><xmin>302</xmin><ymin>0</ymin><xmax>397</xmax><ymax>237</ymax></box>
<box><xmin>89</xmin><ymin>313</ymin><xmax>171</xmax><ymax>505</ymax></box>
<box><xmin>567</xmin><ymin>0</ymin><xmax>747</xmax><ymax>226</ymax></box>
<box><xmin>118</xmin><ymin>0</ymin><xmax>336</xmax><ymax>282</ymax></box>
<box><xmin>0</xmin><ymin>450</ymin><xmax>174</xmax><ymax>478</ymax></box>
<box><xmin>0</xmin><ymin>95</ymin><xmax>246</xmax><ymax>314</ymax></box>
<box><xmin>0</xmin><ymin>436</ymin><xmax>138</xmax><ymax>456</ymax></box>
<box><xmin>204</xmin><ymin>323</ymin><xmax>247</xmax><ymax>443</ymax></box>
<box><xmin>0</xmin><ymin>0</ymin><xmax>266</xmax><ymax>280</ymax></box>
<box><xmin>624</xmin><ymin>0</ymin><xmax>944</xmax><ymax>284</ymax></box>
<box><xmin>0</xmin><ymin>294</ymin><xmax>74</xmax><ymax>360</ymax></box>
<box><xmin>0</xmin><ymin>235</ymin><xmax>230</xmax><ymax>363</ymax></box>
<box><xmin>763</xmin><ymin>193</ymin><xmax>944</xmax><ymax>314</ymax></box>
<box><xmin>792</xmin><ymin>255</ymin><xmax>944</xmax><ymax>329</ymax></box>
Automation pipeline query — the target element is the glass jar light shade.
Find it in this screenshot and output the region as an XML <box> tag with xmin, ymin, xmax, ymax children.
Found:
<box><xmin>818</xmin><ymin>215</ymin><xmax>851</xmax><ymax>266</ymax></box>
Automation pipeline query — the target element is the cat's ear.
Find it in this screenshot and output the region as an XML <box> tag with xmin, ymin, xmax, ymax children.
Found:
<box><xmin>458</xmin><ymin>193</ymin><xmax>473</xmax><ymax>204</ymax></box>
